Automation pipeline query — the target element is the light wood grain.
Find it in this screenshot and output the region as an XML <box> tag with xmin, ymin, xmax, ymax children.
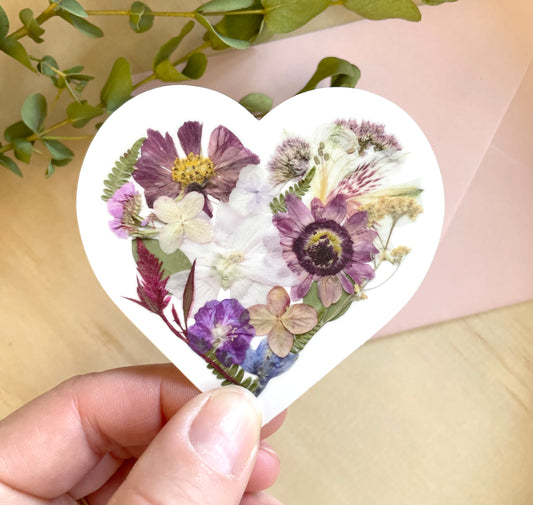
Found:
<box><xmin>1</xmin><ymin>145</ymin><xmax>533</xmax><ymax>503</ymax></box>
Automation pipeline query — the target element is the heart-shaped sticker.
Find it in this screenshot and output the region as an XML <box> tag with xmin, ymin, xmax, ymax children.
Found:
<box><xmin>77</xmin><ymin>86</ymin><xmax>444</xmax><ymax>423</ymax></box>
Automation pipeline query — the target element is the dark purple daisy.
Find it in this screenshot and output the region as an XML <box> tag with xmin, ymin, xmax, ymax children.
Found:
<box><xmin>273</xmin><ymin>194</ymin><xmax>378</xmax><ymax>307</ymax></box>
<box><xmin>133</xmin><ymin>121</ymin><xmax>260</xmax><ymax>213</ymax></box>
<box><xmin>187</xmin><ymin>299</ymin><xmax>255</xmax><ymax>367</ymax></box>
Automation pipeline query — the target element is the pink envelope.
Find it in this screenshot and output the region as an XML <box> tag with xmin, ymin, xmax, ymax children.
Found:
<box><xmin>140</xmin><ymin>0</ymin><xmax>533</xmax><ymax>334</ymax></box>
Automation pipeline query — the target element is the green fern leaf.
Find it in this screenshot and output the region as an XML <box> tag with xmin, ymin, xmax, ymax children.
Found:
<box><xmin>270</xmin><ymin>166</ymin><xmax>316</xmax><ymax>214</ymax></box>
<box><xmin>101</xmin><ymin>137</ymin><xmax>145</xmax><ymax>201</ymax></box>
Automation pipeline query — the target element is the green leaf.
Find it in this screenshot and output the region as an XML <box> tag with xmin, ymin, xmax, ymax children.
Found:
<box><xmin>4</xmin><ymin>121</ymin><xmax>33</xmax><ymax>142</ymax></box>
<box><xmin>0</xmin><ymin>38</ymin><xmax>35</xmax><ymax>71</ymax></box>
<box><xmin>101</xmin><ymin>137</ymin><xmax>145</xmax><ymax>201</ymax></box>
<box><xmin>422</xmin><ymin>0</ymin><xmax>457</xmax><ymax>4</ymax></box>
<box><xmin>297</xmin><ymin>57</ymin><xmax>360</xmax><ymax>94</ymax></box>
<box><xmin>58</xmin><ymin>0</ymin><xmax>88</xmax><ymax>18</ymax></box>
<box><xmin>64</xmin><ymin>64</ymin><xmax>84</xmax><ymax>74</ymax></box>
<box><xmin>19</xmin><ymin>8</ymin><xmax>45</xmax><ymax>43</ymax></box>
<box><xmin>0</xmin><ymin>5</ymin><xmax>9</xmax><ymax>39</ymax></box>
<box><xmin>129</xmin><ymin>1</ymin><xmax>154</xmax><ymax>33</ymax></box>
<box><xmin>182</xmin><ymin>260</ymin><xmax>196</xmax><ymax>321</ymax></box>
<box><xmin>46</xmin><ymin>159</ymin><xmax>55</xmax><ymax>178</ymax></box>
<box><xmin>42</xmin><ymin>139</ymin><xmax>74</xmax><ymax>160</ymax></box>
<box><xmin>239</xmin><ymin>92</ymin><xmax>272</xmax><ymax>117</ymax></box>
<box><xmin>343</xmin><ymin>0</ymin><xmax>421</xmax><ymax>21</ymax></box>
<box><xmin>37</xmin><ymin>55</ymin><xmax>59</xmax><ymax>77</ymax></box>
<box><xmin>181</xmin><ymin>53</ymin><xmax>207</xmax><ymax>79</ymax></box>
<box><xmin>154</xmin><ymin>60</ymin><xmax>188</xmax><ymax>82</ymax></box>
<box><xmin>21</xmin><ymin>94</ymin><xmax>47</xmax><ymax>133</ymax></box>
<box><xmin>198</xmin><ymin>0</ymin><xmax>255</xmax><ymax>12</ymax></box>
<box><xmin>67</xmin><ymin>101</ymin><xmax>103</xmax><ymax>128</ymax></box>
<box><xmin>59</xmin><ymin>11</ymin><xmax>103</xmax><ymax>37</ymax></box>
<box><xmin>262</xmin><ymin>0</ymin><xmax>329</xmax><ymax>34</ymax></box>
<box><xmin>132</xmin><ymin>239</ymin><xmax>191</xmax><ymax>278</ymax></box>
<box><xmin>100</xmin><ymin>57</ymin><xmax>132</xmax><ymax>112</ymax></box>
<box><xmin>212</xmin><ymin>0</ymin><xmax>263</xmax><ymax>47</ymax></box>
<box><xmin>153</xmin><ymin>21</ymin><xmax>194</xmax><ymax>71</ymax></box>
<box><xmin>270</xmin><ymin>166</ymin><xmax>316</xmax><ymax>214</ymax></box>
<box><xmin>13</xmin><ymin>138</ymin><xmax>33</xmax><ymax>163</ymax></box>
<box><xmin>0</xmin><ymin>154</ymin><xmax>22</xmax><ymax>177</ymax></box>
<box><xmin>195</xmin><ymin>11</ymin><xmax>250</xmax><ymax>49</ymax></box>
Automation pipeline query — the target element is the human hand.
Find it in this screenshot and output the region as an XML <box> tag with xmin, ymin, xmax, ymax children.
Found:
<box><xmin>0</xmin><ymin>364</ymin><xmax>285</xmax><ymax>505</ymax></box>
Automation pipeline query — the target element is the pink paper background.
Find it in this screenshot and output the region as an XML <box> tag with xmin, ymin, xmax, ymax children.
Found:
<box><xmin>141</xmin><ymin>0</ymin><xmax>533</xmax><ymax>334</ymax></box>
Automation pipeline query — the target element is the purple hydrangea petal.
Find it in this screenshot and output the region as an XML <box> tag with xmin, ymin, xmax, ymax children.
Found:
<box><xmin>178</xmin><ymin>121</ymin><xmax>202</xmax><ymax>156</ymax></box>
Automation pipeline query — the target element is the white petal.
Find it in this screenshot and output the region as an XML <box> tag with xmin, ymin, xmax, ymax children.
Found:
<box><xmin>158</xmin><ymin>223</ymin><xmax>184</xmax><ymax>254</ymax></box>
<box><xmin>231</xmin><ymin>278</ymin><xmax>270</xmax><ymax>308</ymax></box>
<box><xmin>179</xmin><ymin>192</ymin><xmax>205</xmax><ymax>219</ymax></box>
<box><xmin>153</xmin><ymin>196</ymin><xmax>182</xmax><ymax>224</ymax></box>
<box><xmin>183</xmin><ymin>215</ymin><xmax>213</xmax><ymax>243</ymax></box>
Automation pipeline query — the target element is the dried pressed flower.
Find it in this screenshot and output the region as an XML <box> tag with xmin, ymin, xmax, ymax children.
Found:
<box><xmin>268</xmin><ymin>137</ymin><xmax>312</xmax><ymax>184</ymax></box>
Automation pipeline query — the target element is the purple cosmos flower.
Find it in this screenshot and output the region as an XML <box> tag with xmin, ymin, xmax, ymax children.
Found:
<box><xmin>187</xmin><ymin>299</ymin><xmax>255</xmax><ymax>366</ymax></box>
<box><xmin>108</xmin><ymin>182</ymin><xmax>143</xmax><ymax>238</ymax></box>
<box><xmin>273</xmin><ymin>193</ymin><xmax>378</xmax><ymax>307</ymax></box>
<box><xmin>242</xmin><ymin>338</ymin><xmax>297</xmax><ymax>395</ymax></box>
<box><xmin>132</xmin><ymin>121</ymin><xmax>260</xmax><ymax>214</ymax></box>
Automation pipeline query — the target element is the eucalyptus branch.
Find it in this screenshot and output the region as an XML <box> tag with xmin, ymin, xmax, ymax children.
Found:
<box><xmin>7</xmin><ymin>2</ymin><xmax>59</xmax><ymax>41</ymax></box>
<box><xmin>85</xmin><ymin>10</ymin><xmax>196</xmax><ymax>18</ymax></box>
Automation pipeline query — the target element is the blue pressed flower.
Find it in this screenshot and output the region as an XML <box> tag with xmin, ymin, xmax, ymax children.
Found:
<box><xmin>242</xmin><ymin>338</ymin><xmax>297</xmax><ymax>394</ymax></box>
<box><xmin>187</xmin><ymin>299</ymin><xmax>255</xmax><ymax>366</ymax></box>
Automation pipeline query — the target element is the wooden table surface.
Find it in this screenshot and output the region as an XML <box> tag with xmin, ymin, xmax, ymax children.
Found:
<box><xmin>1</xmin><ymin>144</ymin><xmax>532</xmax><ymax>504</ymax></box>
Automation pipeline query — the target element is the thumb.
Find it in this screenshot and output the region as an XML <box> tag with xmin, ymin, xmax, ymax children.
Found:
<box><xmin>109</xmin><ymin>385</ymin><xmax>263</xmax><ymax>505</ymax></box>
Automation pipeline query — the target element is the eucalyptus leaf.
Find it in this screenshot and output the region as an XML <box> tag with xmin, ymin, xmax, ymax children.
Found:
<box><xmin>0</xmin><ymin>154</ymin><xmax>22</xmax><ymax>177</ymax></box>
<box><xmin>100</xmin><ymin>57</ymin><xmax>132</xmax><ymax>112</ymax></box>
<box><xmin>67</xmin><ymin>101</ymin><xmax>103</xmax><ymax>128</ymax></box>
<box><xmin>239</xmin><ymin>92</ymin><xmax>272</xmax><ymax>117</ymax></box>
<box><xmin>154</xmin><ymin>60</ymin><xmax>188</xmax><ymax>82</ymax></box>
<box><xmin>21</xmin><ymin>94</ymin><xmax>47</xmax><ymax>133</ymax></box>
<box><xmin>37</xmin><ymin>55</ymin><xmax>59</xmax><ymax>77</ymax></box>
<box><xmin>4</xmin><ymin>121</ymin><xmax>33</xmax><ymax>142</ymax></box>
<box><xmin>297</xmin><ymin>57</ymin><xmax>360</xmax><ymax>94</ymax></box>
<box><xmin>182</xmin><ymin>53</ymin><xmax>207</xmax><ymax>79</ymax></box>
<box><xmin>422</xmin><ymin>0</ymin><xmax>457</xmax><ymax>4</ymax></box>
<box><xmin>59</xmin><ymin>11</ymin><xmax>103</xmax><ymax>38</ymax></box>
<box><xmin>198</xmin><ymin>0</ymin><xmax>255</xmax><ymax>13</ymax></box>
<box><xmin>153</xmin><ymin>21</ymin><xmax>194</xmax><ymax>71</ymax></box>
<box><xmin>195</xmin><ymin>11</ymin><xmax>250</xmax><ymax>49</ymax></box>
<box><xmin>129</xmin><ymin>1</ymin><xmax>154</xmax><ymax>33</ymax></box>
<box><xmin>132</xmin><ymin>239</ymin><xmax>191</xmax><ymax>278</ymax></box>
<box><xmin>64</xmin><ymin>64</ymin><xmax>84</xmax><ymax>74</ymax></box>
<box><xmin>13</xmin><ymin>138</ymin><xmax>33</xmax><ymax>164</ymax></box>
<box><xmin>262</xmin><ymin>0</ymin><xmax>329</xmax><ymax>34</ymax></box>
<box><xmin>19</xmin><ymin>8</ymin><xmax>45</xmax><ymax>43</ymax></box>
<box><xmin>50</xmin><ymin>157</ymin><xmax>72</xmax><ymax>167</ymax></box>
<box><xmin>46</xmin><ymin>159</ymin><xmax>55</xmax><ymax>178</ymax></box>
<box><xmin>0</xmin><ymin>38</ymin><xmax>35</xmax><ymax>72</ymax></box>
<box><xmin>0</xmin><ymin>5</ymin><xmax>9</xmax><ymax>40</ymax></box>
<box><xmin>343</xmin><ymin>0</ymin><xmax>421</xmax><ymax>21</ymax></box>
<box><xmin>42</xmin><ymin>139</ymin><xmax>74</xmax><ymax>160</ymax></box>
<box><xmin>214</xmin><ymin>0</ymin><xmax>263</xmax><ymax>44</ymax></box>
<box><xmin>59</xmin><ymin>0</ymin><xmax>88</xmax><ymax>18</ymax></box>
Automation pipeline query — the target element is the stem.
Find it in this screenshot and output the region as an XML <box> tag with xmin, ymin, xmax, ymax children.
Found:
<box><xmin>8</xmin><ymin>3</ymin><xmax>59</xmax><ymax>41</ymax></box>
<box><xmin>41</xmin><ymin>135</ymin><xmax>95</xmax><ymax>140</ymax></box>
<box><xmin>85</xmin><ymin>10</ymin><xmax>195</xmax><ymax>18</ymax></box>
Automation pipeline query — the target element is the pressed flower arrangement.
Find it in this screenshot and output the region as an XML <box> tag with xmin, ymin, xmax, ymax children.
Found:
<box><xmin>91</xmin><ymin>87</ymin><xmax>431</xmax><ymax>397</ymax></box>
<box><xmin>0</xmin><ymin>0</ymin><xmax>456</xmax><ymax>178</ymax></box>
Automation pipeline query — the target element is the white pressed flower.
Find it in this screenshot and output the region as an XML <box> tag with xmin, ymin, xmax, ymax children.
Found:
<box><xmin>167</xmin><ymin>206</ymin><xmax>296</xmax><ymax>313</ymax></box>
<box><xmin>228</xmin><ymin>165</ymin><xmax>277</xmax><ymax>215</ymax></box>
<box><xmin>153</xmin><ymin>192</ymin><xmax>213</xmax><ymax>254</ymax></box>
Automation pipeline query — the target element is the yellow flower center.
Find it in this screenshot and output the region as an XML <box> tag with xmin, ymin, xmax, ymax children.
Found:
<box><xmin>171</xmin><ymin>153</ymin><xmax>215</xmax><ymax>187</ymax></box>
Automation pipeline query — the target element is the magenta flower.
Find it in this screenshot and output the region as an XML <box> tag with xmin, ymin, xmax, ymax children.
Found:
<box><xmin>187</xmin><ymin>299</ymin><xmax>255</xmax><ymax>366</ymax></box>
<box><xmin>273</xmin><ymin>194</ymin><xmax>378</xmax><ymax>307</ymax></box>
<box><xmin>108</xmin><ymin>182</ymin><xmax>143</xmax><ymax>238</ymax></box>
<box><xmin>132</xmin><ymin>121</ymin><xmax>260</xmax><ymax>214</ymax></box>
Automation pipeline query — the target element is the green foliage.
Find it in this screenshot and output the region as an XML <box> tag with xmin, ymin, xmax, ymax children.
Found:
<box><xmin>262</xmin><ymin>0</ymin><xmax>330</xmax><ymax>34</ymax></box>
<box><xmin>59</xmin><ymin>11</ymin><xmax>103</xmax><ymax>38</ymax></box>
<box><xmin>213</xmin><ymin>2</ymin><xmax>264</xmax><ymax>47</ymax></box>
<box><xmin>100</xmin><ymin>57</ymin><xmax>132</xmax><ymax>112</ymax></box>
<box><xmin>422</xmin><ymin>0</ymin><xmax>457</xmax><ymax>4</ymax></box>
<box><xmin>198</xmin><ymin>0</ymin><xmax>256</xmax><ymax>12</ymax></box>
<box><xmin>0</xmin><ymin>154</ymin><xmax>22</xmax><ymax>177</ymax></box>
<box><xmin>195</xmin><ymin>11</ymin><xmax>250</xmax><ymax>49</ymax></box>
<box><xmin>132</xmin><ymin>239</ymin><xmax>191</xmax><ymax>277</ymax></box>
<box><xmin>155</xmin><ymin>53</ymin><xmax>207</xmax><ymax>82</ymax></box>
<box><xmin>67</xmin><ymin>101</ymin><xmax>103</xmax><ymax>128</ymax></box>
<box><xmin>0</xmin><ymin>5</ymin><xmax>9</xmax><ymax>39</ymax></box>
<box><xmin>239</xmin><ymin>92</ymin><xmax>273</xmax><ymax>118</ymax></box>
<box><xmin>205</xmin><ymin>349</ymin><xmax>259</xmax><ymax>392</ymax></box>
<box><xmin>101</xmin><ymin>137</ymin><xmax>145</xmax><ymax>201</ymax></box>
<box><xmin>0</xmin><ymin>38</ymin><xmax>35</xmax><ymax>71</ymax></box>
<box><xmin>19</xmin><ymin>8</ymin><xmax>45</xmax><ymax>43</ymax></box>
<box><xmin>129</xmin><ymin>1</ymin><xmax>154</xmax><ymax>33</ymax></box>
<box><xmin>298</xmin><ymin>57</ymin><xmax>361</xmax><ymax>94</ymax></box>
<box><xmin>21</xmin><ymin>93</ymin><xmax>47</xmax><ymax>133</ymax></box>
<box><xmin>153</xmin><ymin>21</ymin><xmax>194</xmax><ymax>71</ymax></box>
<box><xmin>270</xmin><ymin>166</ymin><xmax>316</xmax><ymax>214</ymax></box>
<box><xmin>343</xmin><ymin>0</ymin><xmax>421</xmax><ymax>21</ymax></box>
<box><xmin>42</xmin><ymin>139</ymin><xmax>74</xmax><ymax>161</ymax></box>
<box><xmin>4</xmin><ymin>121</ymin><xmax>33</xmax><ymax>142</ymax></box>
<box><xmin>58</xmin><ymin>0</ymin><xmax>88</xmax><ymax>18</ymax></box>
<box><xmin>13</xmin><ymin>138</ymin><xmax>33</xmax><ymax>163</ymax></box>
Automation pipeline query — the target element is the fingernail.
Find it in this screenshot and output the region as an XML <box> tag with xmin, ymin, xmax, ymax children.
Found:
<box><xmin>189</xmin><ymin>386</ymin><xmax>262</xmax><ymax>476</ymax></box>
